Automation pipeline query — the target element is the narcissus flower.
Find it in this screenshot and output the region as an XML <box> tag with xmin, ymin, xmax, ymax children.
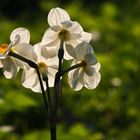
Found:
<box><xmin>0</xmin><ymin>27</ymin><xmax>32</xmax><ymax>79</ymax></box>
<box><xmin>66</xmin><ymin>42</ymin><xmax>101</xmax><ymax>91</ymax></box>
<box><xmin>22</xmin><ymin>43</ymin><xmax>58</xmax><ymax>93</ymax></box>
<box><xmin>41</xmin><ymin>7</ymin><xmax>92</xmax><ymax>60</ymax></box>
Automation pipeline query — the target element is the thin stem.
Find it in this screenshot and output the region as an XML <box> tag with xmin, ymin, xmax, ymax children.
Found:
<box><xmin>43</xmin><ymin>75</ymin><xmax>57</xmax><ymax>140</ymax></box>
<box><xmin>53</xmin><ymin>40</ymin><xmax>64</xmax><ymax>110</ymax></box>
<box><xmin>43</xmin><ymin>75</ymin><xmax>51</xmax><ymax>112</ymax></box>
<box><xmin>61</xmin><ymin>61</ymin><xmax>85</xmax><ymax>76</ymax></box>
<box><xmin>58</xmin><ymin>40</ymin><xmax>64</xmax><ymax>73</ymax></box>
<box><xmin>36</xmin><ymin>67</ymin><xmax>49</xmax><ymax>118</ymax></box>
<box><xmin>9</xmin><ymin>51</ymin><xmax>37</xmax><ymax>68</ymax></box>
<box><xmin>42</xmin><ymin>75</ymin><xmax>53</xmax><ymax>112</ymax></box>
<box><xmin>50</xmin><ymin>124</ymin><xmax>56</xmax><ymax>140</ymax></box>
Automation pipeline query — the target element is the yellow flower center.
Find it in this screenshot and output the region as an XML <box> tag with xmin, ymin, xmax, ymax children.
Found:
<box><xmin>37</xmin><ymin>62</ymin><xmax>48</xmax><ymax>75</ymax></box>
<box><xmin>58</xmin><ymin>29</ymin><xmax>70</xmax><ymax>41</ymax></box>
<box><xmin>0</xmin><ymin>44</ymin><xmax>8</xmax><ymax>54</ymax></box>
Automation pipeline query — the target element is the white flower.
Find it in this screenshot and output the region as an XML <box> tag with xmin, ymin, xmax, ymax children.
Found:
<box><xmin>0</xmin><ymin>27</ymin><xmax>32</xmax><ymax>79</ymax></box>
<box><xmin>22</xmin><ymin>43</ymin><xmax>58</xmax><ymax>93</ymax></box>
<box><xmin>66</xmin><ymin>42</ymin><xmax>101</xmax><ymax>91</ymax></box>
<box><xmin>41</xmin><ymin>7</ymin><xmax>92</xmax><ymax>60</ymax></box>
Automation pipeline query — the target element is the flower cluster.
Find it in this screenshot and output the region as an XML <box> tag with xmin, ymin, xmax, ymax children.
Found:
<box><xmin>0</xmin><ymin>7</ymin><xmax>101</xmax><ymax>93</ymax></box>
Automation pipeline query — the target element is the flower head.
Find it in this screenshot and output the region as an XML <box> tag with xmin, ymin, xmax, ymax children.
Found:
<box><xmin>0</xmin><ymin>27</ymin><xmax>32</xmax><ymax>79</ymax></box>
<box><xmin>66</xmin><ymin>42</ymin><xmax>101</xmax><ymax>90</ymax></box>
<box><xmin>41</xmin><ymin>7</ymin><xmax>92</xmax><ymax>60</ymax></box>
<box><xmin>22</xmin><ymin>43</ymin><xmax>58</xmax><ymax>93</ymax></box>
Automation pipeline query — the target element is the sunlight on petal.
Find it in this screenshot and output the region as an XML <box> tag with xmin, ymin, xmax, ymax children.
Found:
<box><xmin>48</xmin><ymin>7</ymin><xmax>70</xmax><ymax>26</ymax></box>
<box><xmin>65</xmin><ymin>44</ymin><xmax>76</xmax><ymax>58</ymax></box>
<box><xmin>80</xmin><ymin>31</ymin><xmax>92</xmax><ymax>42</ymax></box>
<box><xmin>67</xmin><ymin>21</ymin><xmax>83</xmax><ymax>34</ymax></box>
<box><xmin>3</xmin><ymin>58</ymin><xmax>18</xmax><ymax>79</ymax></box>
<box><xmin>22</xmin><ymin>68</ymin><xmax>36</xmax><ymax>88</ymax></box>
<box><xmin>68</xmin><ymin>69</ymin><xmax>83</xmax><ymax>91</ymax></box>
<box><xmin>84</xmin><ymin>53</ymin><xmax>97</xmax><ymax>65</ymax></box>
<box><xmin>83</xmin><ymin>72</ymin><xmax>101</xmax><ymax>89</ymax></box>
<box><xmin>10</xmin><ymin>27</ymin><xmax>30</xmax><ymax>43</ymax></box>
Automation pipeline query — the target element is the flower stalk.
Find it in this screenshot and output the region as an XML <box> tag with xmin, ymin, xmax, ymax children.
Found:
<box><xmin>43</xmin><ymin>75</ymin><xmax>56</xmax><ymax>140</ymax></box>
<box><xmin>9</xmin><ymin>51</ymin><xmax>37</xmax><ymax>68</ymax></box>
<box><xmin>61</xmin><ymin>61</ymin><xmax>86</xmax><ymax>76</ymax></box>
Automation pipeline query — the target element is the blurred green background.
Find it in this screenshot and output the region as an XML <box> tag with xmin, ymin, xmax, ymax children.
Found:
<box><xmin>0</xmin><ymin>0</ymin><xmax>140</xmax><ymax>140</ymax></box>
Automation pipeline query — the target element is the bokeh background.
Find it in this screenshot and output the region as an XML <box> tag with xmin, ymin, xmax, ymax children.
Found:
<box><xmin>0</xmin><ymin>0</ymin><xmax>140</xmax><ymax>140</ymax></box>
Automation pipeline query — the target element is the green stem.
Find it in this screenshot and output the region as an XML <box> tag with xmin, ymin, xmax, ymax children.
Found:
<box><xmin>43</xmin><ymin>75</ymin><xmax>51</xmax><ymax>106</ymax></box>
<box><xmin>35</xmin><ymin>67</ymin><xmax>49</xmax><ymax>118</ymax></box>
<box><xmin>58</xmin><ymin>40</ymin><xmax>64</xmax><ymax>73</ymax></box>
<box><xmin>61</xmin><ymin>61</ymin><xmax>85</xmax><ymax>76</ymax></box>
<box><xmin>9</xmin><ymin>51</ymin><xmax>37</xmax><ymax>68</ymax></box>
<box><xmin>42</xmin><ymin>71</ymin><xmax>57</xmax><ymax>140</ymax></box>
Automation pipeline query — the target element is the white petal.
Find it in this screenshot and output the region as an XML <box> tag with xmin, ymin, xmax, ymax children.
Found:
<box><xmin>78</xmin><ymin>68</ymin><xmax>85</xmax><ymax>81</ymax></box>
<box><xmin>65</xmin><ymin>32</ymin><xmax>82</xmax><ymax>47</ymax></box>
<box><xmin>67</xmin><ymin>21</ymin><xmax>83</xmax><ymax>34</ymax></box>
<box><xmin>63</xmin><ymin>44</ymin><xmax>74</xmax><ymax>60</ymax></box>
<box><xmin>15</xmin><ymin>59</ymin><xmax>26</xmax><ymax>69</ymax></box>
<box><xmin>34</xmin><ymin>43</ymin><xmax>46</xmax><ymax>62</ymax></box>
<box><xmin>83</xmin><ymin>72</ymin><xmax>101</xmax><ymax>89</ymax></box>
<box><xmin>61</xmin><ymin>21</ymin><xmax>73</xmax><ymax>29</ymax></box>
<box><xmin>13</xmin><ymin>43</ymin><xmax>35</xmax><ymax>68</ymax></box>
<box><xmin>48</xmin><ymin>7</ymin><xmax>70</xmax><ymax>26</ymax></box>
<box><xmin>80</xmin><ymin>31</ymin><xmax>92</xmax><ymax>42</ymax></box>
<box><xmin>68</xmin><ymin>69</ymin><xmax>83</xmax><ymax>91</ymax></box>
<box><xmin>75</xmin><ymin>42</ymin><xmax>94</xmax><ymax>60</ymax></box>
<box><xmin>41</xmin><ymin>46</ymin><xmax>58</xmax><ymax>60</ymax></box>
<box><xmin>66</xmin><ymin>39</ymin><xmax>80</xmax><ymax>48</ymax></box>
<box><xmin>10</xmin><ymin>27</ymin><xmax>30</xmax><ymax>43</ymax></box>
<box><xmin>50</xmin><ymin>25</ymin><xmax>62</xmax><ymax>32</ymax></box>
<box><xmin>21</xmin><ymin>68</ymin><xmax>36</xmax><ymax>88</ymax></box>
<box><xmin>91</xmin><ymin>62</ymin><xmax>101</xmax><ymax>72</ymax></box>
<box><xmin>43</xmin><ymin>28</ymin><xmax>59</xmax><ymax>40</ymax></box>
<box><xmin>14</xmin><ymin>43</ymin><xmax>34</xmax><ymax>59</ymax></box>
<box><xmin>31</xmin><ymin>81</ymin><xmax>41</xmax><ymax>93</ymax></box>
<box><xmin>65</xmin><ymin>44</ymin><xmax>76</xmax><ymax>59</ymax></box>
<box><xmin>69</xmin><ymin>33</ymin><xmax>82</xmax><ymax>41</ymax></box>
<box><xmin>84</xmin><ymin>66</ymin><xmax>94</xmax><ymax>76</ymax></box>
<box><xmin>32</xmin><ymin>84</ymin><xmax>41</xmax><ymax>93</ymax></box>
<box><xmin>41</xmin><ymin>28</ymin><xmax>60</xmax><ymax>47</ymax></box>
<box><xmin>75</xmin><ymin>42</ymin><xmax>87</xmax><ymax>60</ymax></box>
<box><xmin>34</xmin><ymin>43</ymin><xmax>41</xmax><ymax>59</ymax></box>
<box><xmin>47</xmin><ymin>68</ymin><xmax>56</xmax><ymax>87</ymax></box>
<box><xmin>31</xmin><ymin>78</ymin><xmax>41</xmax><ymax>93</ymax></box>
<box><xmin>48</xmin><ymin>64</ymin><xmax>58</xmax><ymax>72</ymax></box>
<box><xmin>44</xmin><ymin>39</ymin><xmax>60</xmax><ymax>48</ymax></box>
<box><xmin>86</xmin><ymin>43</ymin><xmax>94</xmax><ymax>54</ymax></box>
<box><xmin>3</xmin><ymin>57</ymin><xmax>19</xmax><ymax>79</ymax></box>
<box><xmin>84</xmin><ymin>53</ymin><xmax>97</xmax><ymax>65</ymax></box>
<box><xmin>46</xmin><ymin>56</ymin><xmax>58</xmax><ymax>67</ymax></box>
<box><xmin>31</xmin><ymin>77</ymin><xmax>46</xmax><ymax>93</ymax></box>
